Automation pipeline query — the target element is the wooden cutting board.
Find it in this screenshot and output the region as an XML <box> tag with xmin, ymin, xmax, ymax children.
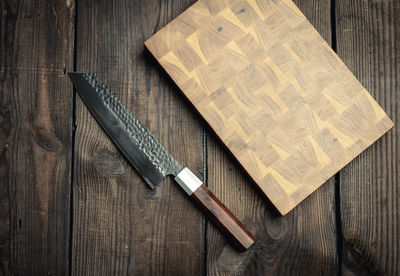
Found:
<box><xmin>145</xmin><ymin>0</ymin><xmax>394</xmax><ymax>215</ymax></box>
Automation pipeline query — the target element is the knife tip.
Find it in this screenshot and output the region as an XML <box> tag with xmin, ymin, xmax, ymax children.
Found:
<box><xmin>67</xmin><ymin>72</ymin><xmax>89</xmax><ymax>84</ymax></box>
<box><xmin>68</xmin><ymin>71</ymin><xmax>82</xmax><ymax>77</ymax></box>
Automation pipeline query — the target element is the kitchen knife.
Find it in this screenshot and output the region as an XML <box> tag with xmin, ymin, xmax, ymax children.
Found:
<box><xmin>68</xmin><ymin>72</ymin><xmax>256</xmax><ymax>251</ymax></box>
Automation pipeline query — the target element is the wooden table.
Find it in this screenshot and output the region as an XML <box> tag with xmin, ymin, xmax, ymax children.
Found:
<box><xmin>0</xmin><ymin>0</ymin><xmax>398</xmax><ymax>274</ymax></box>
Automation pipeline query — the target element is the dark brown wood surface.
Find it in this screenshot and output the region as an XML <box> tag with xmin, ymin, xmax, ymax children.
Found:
<box><xmin>0</xmin><ymin>0</ymin><xmax>398</xmax><ymax>275</ymax></box>
<box><xmin>72</xmin><ymin>0</ymin><xmax>204</xmax><ymax>274</ymax></box>
<box><xmin>0</xmin><ymin>1</ymin><xmax>75</xmax><ymax>275</ymax></box>
<box><xmin>336</xmin><ymin>0</ymin><xmax>400</xmax><ymax>274</ymax></box>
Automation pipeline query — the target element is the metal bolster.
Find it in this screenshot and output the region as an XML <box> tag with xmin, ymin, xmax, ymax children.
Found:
<box><xmin>174</xmin><ymin>168</ymin><xmax>203</xmax><ymax>195</ymax></box>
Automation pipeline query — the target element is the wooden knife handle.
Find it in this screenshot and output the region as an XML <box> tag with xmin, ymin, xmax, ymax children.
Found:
<box><xmin>174</xmin><ymin>168</ymin><xmax>256</xmax><ymax>251</ymax></box>
<box><xmin>192</xmin><ymin>184</ymin><xmax>256</xmax><ymax>251</ymax></box>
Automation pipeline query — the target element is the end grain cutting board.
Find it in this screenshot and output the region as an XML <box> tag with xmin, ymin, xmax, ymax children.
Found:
<box><xmin>145</xmin><ymin>0</ymin><xmax>394</xmax><ymax>215</ymax></box>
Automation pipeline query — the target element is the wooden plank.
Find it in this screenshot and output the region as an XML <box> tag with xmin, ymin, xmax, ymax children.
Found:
<box><xmin>71</xmin><ymin>0</ymin><xmax>204</xmax><ymax>274</ymax></box>
<box><xmin>336</xmin><ymin>0</ymin><xmax>400</xmax><ymax>274</ymax></box>
<box><xmin>206</xmin><ymin>0</ymin><xmax>339</xmax><ymax>274</ymax></box>
<box><xmin>145</xmin><ymin>0</ymin><xmax>393</xmax><ymax>215</ymax></box>
<box><xmin>0</xmin><ymin>0</ymin><xmax>75</xmax><ymax>274</ymax></box>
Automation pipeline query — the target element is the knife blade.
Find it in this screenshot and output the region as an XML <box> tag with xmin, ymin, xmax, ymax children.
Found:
<box><xmin>69</xmin><ymin>72</ymin><xmax>256</xmax><ymax>251</ymax></box>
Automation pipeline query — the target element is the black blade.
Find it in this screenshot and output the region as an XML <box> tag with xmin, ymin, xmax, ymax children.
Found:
<box><xmin>69</xmin><ymin>72</ymin><xmax>182</xmax><ymax>189</ymax></box>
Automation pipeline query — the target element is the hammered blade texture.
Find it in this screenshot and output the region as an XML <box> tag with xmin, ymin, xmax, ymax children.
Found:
<box><xmin>81</xmin><ymin>73</ymin><xmax>182</xmax><ymax>177</ymax></box>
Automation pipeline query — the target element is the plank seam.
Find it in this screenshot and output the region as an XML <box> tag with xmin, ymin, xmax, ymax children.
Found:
<box><xmin>68</xmin><ymin>1</ymin><xmax>79</xmax><ymax>275</ymax></box>
<box><xmin>334</xmin><ymin>173</ymin><xmax>343</xmax><ymax>276</ymax></box>
<box><xmin>331</xmin><ymin>0</ymin><xmax>343</xmax><ymax>275</ymax></box>
<box><xmin>202</xmin><ymin>127</ymin><xmax>208</xmax><ymax>276</ymax></box>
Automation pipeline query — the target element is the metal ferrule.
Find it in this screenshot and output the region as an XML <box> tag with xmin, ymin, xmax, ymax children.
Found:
<box><xmin>174</xmin><ymin>168</ymin><xmax>203</xmax><ymax>195</ymax></box>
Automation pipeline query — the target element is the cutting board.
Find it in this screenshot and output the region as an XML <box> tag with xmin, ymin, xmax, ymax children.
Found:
<box><xmin>145</xmin><ymin>0</ymin><xmax>394</xmax><ymax>215</ymax></box>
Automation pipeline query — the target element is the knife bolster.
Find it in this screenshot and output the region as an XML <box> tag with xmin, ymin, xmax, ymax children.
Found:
<box><xmin>174</xmin><ymin>168</ymin><xmax>202</xmax><ymax>195</ymax></box>
<box><xmin>174</xmin><ymin>168</ymin><xmax>256</xmax><ymax>251</ymax></box>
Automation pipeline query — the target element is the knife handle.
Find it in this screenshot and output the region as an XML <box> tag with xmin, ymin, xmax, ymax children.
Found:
<box><xmin>175</xmin><ymin>168</ymin><xmax>256</xmax><ymax>251</ymax></box>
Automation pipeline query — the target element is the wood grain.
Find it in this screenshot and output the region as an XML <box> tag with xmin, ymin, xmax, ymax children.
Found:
<box><xmin>145</xmin><ymin>0</ymin><xmax>394</xmax><ymax>215</ymax></box>
<box><xmin>72</xmin><ymin>0</ymin><xmax>205</xmax><ymax>274</ymax></box>
<box><xmin>0</xmin><ymin>0</ymin><xmax>75</xmax><ymax>274</ymax></box>
<box><xmin>191</xmin><ymin>184</ymin><xmax>256</xmax><ymax>251</ymax></box>
<box><xmin>336</xmin><ymin>0</ymin><xmax>400</xmax><ymax>274</ymax></box>
<box><xmin>1</xmin><ymin>0</ymin><xmax>399</xmax><ymax>274</ymax></box>
<box><xmin>205</xmin><ymin>0</ymin><xmax>339</xmax><ymax>274</ymax></box>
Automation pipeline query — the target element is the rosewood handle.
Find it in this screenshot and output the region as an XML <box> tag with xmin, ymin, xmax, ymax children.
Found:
<box><xmin>174</xmin><ymin>168</ymin><xmax>256</xmax><ymax>251</ymax></box>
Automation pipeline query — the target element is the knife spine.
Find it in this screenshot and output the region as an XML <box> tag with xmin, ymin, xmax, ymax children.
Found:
<box><xmin>81</xmin><ymin>73</ymin><xmax>181</xmax><ymax>176</ymax></box>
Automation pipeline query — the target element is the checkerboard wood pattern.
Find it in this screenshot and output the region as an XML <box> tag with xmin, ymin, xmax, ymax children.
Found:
<box><xmin>145</xmin><ymin>0</ymin><xmax>394</xmax><ymax>215</ymax></box>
